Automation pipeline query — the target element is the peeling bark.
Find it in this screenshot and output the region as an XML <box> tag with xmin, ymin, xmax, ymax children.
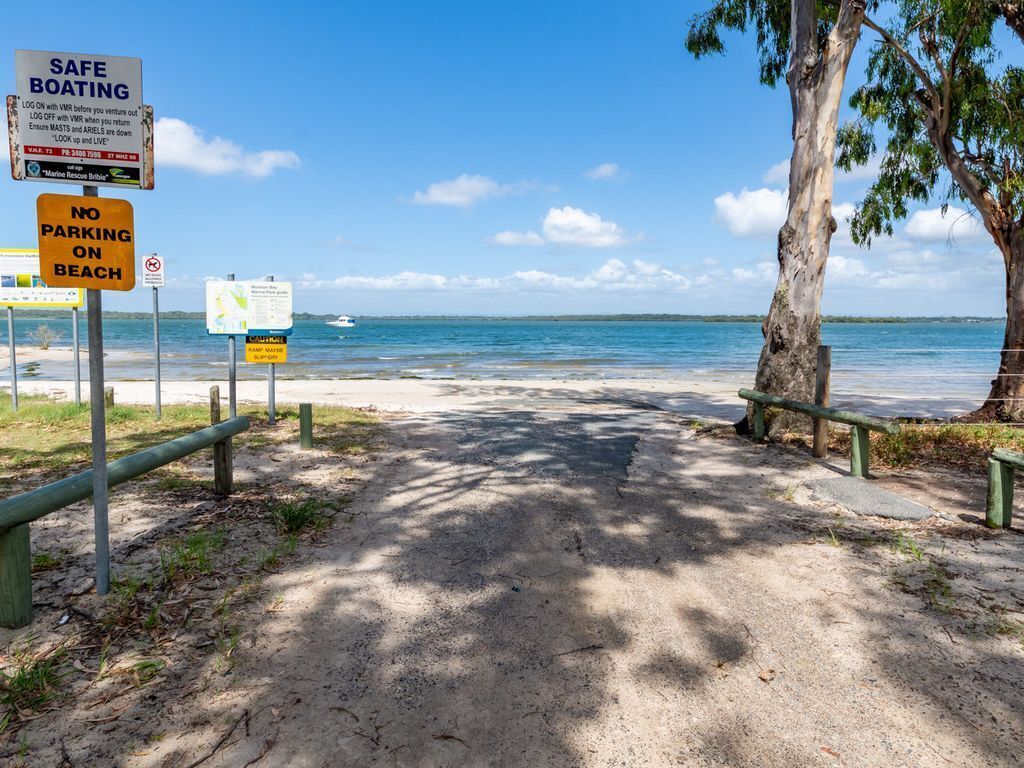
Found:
<box><xmin>751</xmin><ymin>0</ymin><xmax>866</xmax><ymax>436</ymax></box>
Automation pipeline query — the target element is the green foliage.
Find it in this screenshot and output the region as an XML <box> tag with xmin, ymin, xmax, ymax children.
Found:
<box><xmin>839</xmin><ymin>1</ymin><xmax>1023</xmax><ymax>246</ymax></box>
<box><xmin>686</xmin><ymin>0</ymin><xmax>795</xmax><ymax>85</ymax></box>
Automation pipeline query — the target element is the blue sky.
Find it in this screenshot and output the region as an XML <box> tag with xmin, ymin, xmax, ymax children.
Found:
<box><xmin>0</xmin><ymin>1</ymin><xmax>1017</xmax><ymax>315</ymax></box>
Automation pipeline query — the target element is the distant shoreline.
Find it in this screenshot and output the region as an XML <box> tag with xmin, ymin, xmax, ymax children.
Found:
<box><xmin>4</xmin><ymin>311</ymin><xmax>1004</xmax><ymax>324</ymax></box>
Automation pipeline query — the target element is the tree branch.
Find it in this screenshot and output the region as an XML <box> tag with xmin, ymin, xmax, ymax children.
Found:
<box><xmin>863</xmin><ymin>14</ymin><xmax>941</xmax><ymax>110</ymax></box>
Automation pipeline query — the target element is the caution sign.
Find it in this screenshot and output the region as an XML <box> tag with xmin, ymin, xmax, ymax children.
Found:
<box><xmin>246</xmin><ymin>335</ymin><xmax>287</xmax><ymax>364</ymax></box>
<box><xmin>36</xmin><ymin>193</ymin><xmax>135</xmax><ymax>290</ymax></box>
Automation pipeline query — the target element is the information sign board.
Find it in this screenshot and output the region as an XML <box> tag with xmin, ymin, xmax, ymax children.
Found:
<box><xmin>206</xmin><ymin>281</ymin><xmax>293</xmax><ymax>336</ymax></box>
<box><xmin>0</xmin><ymin>248</ymin><xmax>82</xmax><ymax>307</ymax></box>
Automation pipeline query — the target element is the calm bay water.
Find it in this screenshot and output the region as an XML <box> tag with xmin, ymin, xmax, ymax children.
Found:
<box><xmin>0</xmin><ymin>317</ymin><xmax>1006</xmax><ymax>401</ymax></box>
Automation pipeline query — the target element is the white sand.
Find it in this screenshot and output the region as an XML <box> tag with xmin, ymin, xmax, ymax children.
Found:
<box><xmin>10</xmin><ymin>377</ymin><xmax>753</xmax><ymax>420</ymax></box>
<box><xmin>7</xmin><ymin>373</ymin><xmax>981</xmax><ymax>419</ymax></box>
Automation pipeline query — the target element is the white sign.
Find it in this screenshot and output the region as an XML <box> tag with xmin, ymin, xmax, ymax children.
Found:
<box><xmin>142</xmin><ymin>254</ymin><xmax>164</xmax><ymax>288</ymax></box>
<box><xmin>0</xmin><ymin>248</ymin><xmax>82</xmax><ymax>307</ymax></box>
<box><xmin>12</xmin><ymin>50</ymin><xmax>147</xmax><ymax>189</ymax></box>
<box><xmin>206</xmin><ymin>281</ymin><xmax>293</xmax><ymax>336</ymax></box>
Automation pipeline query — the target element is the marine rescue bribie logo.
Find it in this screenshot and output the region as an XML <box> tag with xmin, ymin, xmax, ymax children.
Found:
<box><xmin>36</xmin><ymin>193</ymin><xmax>136</xmax><ymax>291</ymax></box>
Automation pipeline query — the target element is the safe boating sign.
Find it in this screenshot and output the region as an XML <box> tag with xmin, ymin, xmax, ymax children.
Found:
<box><xmin>36</xmin><ymin>193</ymin><xmax>136</xmax><ymax>291</ymax></box>
<box><xmin>10</xmin><ymin>50</ymin><xmax>153</xmax><ymax>189</ymax></box>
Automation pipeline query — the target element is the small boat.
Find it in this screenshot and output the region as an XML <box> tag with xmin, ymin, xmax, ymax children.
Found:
<box><xmin>326</xmin><ymin>315</ymin><xmax>357</xmax><ymax>328</ymax></box>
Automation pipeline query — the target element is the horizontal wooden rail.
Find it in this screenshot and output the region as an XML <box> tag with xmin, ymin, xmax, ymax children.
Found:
<box><xmin>992</xmin><ymin>447</ymin><xmax>1024</xmax><ymax>471</ymax></box>
<box><xmin>0</xmin><ymin>416</ymin><xmax>250</xmax><ymax>535</ymax></box>
<box><xmin>737</xmin><ymin>389</ymin><xmax>900</xmax><ymax>480</ymax></box>
<box><xmin>737</xmin><ymin>389</ymin><xmax>900</xmax><ymax>434</ymax></box>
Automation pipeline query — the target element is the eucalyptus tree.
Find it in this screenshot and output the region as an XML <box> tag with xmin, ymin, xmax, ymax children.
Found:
<box><xmin>688</xmin><ymin>1</ymin><xmax>870</xmax><ymax>434</ymax></box>
<box><xmin>839</xmin><ymin>1</ymin><xmax>1024</xmax><ymax>419</ymax></box>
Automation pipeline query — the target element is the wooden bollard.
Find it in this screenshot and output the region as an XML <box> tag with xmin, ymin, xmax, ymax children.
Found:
<box><xmin>0</xmin><ymin>524</ymin><xmax>33</xmax><ymax>629</ymax></box>
<box><xmin>104</xmin><ymin>386</ymin><xmax>115</xmax><ymax>408</ymax></box>
<box><xmin>813</xmin><ymin>345</ymin><xmax>831</xmax><ymax>458</ymax></box>
<box><xmin>210</xmin><ymin>386</ymin><xmax>232</xmax><ymax>496</ymax></box>
<box><xmin>299</xmin><ymin>403</ymin><xmax>313</xmax><ymax>449</ymax></box>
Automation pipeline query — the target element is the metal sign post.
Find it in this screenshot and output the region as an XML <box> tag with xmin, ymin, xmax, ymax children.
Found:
<box><xmin>143</xmin><ymin>254</ymin><xmax>165</xmax><ymax>420</ymax></box>
<box><xmin>267</xmin><ymin>275</ymin><xmax>276</xmax><ymax>425</ymax></box>
<box><xmin>72</xmin><ymin>306</ymin><xmax>81</xmax><ymax>406</ymax></box>
<box><xmin>152</xmin><ymin>285</ymin><xmax>161</xmax><ymax>420</ymax></box>
<box><xmin>82</xmin><ymin>185</ymin><xmax>110</xmax><ymax>595</ymax></box>
<box><xmin>12</xmin><ymin>50</ymin><xmax>149</xmax><ymax>598</ymax></box>
<box><xmin>226</xmin><ymin>273</ymin><xmax>237</xmax><ymax>418</ymax></box>
<box><xmin>6</xmin><ymin>306</ymin><xmax>16</xmax><ymax>412</ymax></box>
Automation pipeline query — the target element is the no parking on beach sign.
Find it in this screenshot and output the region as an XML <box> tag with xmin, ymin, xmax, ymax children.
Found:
<box><xmin>142</xmin><ymin>253</ymin><xmax>164</xmax><ymax>287</ymax></box>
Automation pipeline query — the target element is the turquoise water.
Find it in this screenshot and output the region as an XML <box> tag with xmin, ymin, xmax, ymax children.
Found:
<box><xmin>0</xmin><ymin>317</ymin><xmax>1007</xmax><ymax>401</ymax></box>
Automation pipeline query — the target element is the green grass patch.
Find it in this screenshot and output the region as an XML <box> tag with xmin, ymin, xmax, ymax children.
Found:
<box><xmin>160</xmin><ymin>529</ymin><xmax>226</xmax><ymax>583</ymax></box>
<box><xmin>30</xmin><ymin>551</ymin><xmax>66</xmax><ymax>572</ymax></box>
<box><xmin>0</xmin><ymin>396</ymin><xmax>380</xmax><ymax>493</ymax></box>
<box><xmin>829</xmin><ymin>422</ymin><xmax>1024</xmax><ymax>471</ymax></box>
<box><xmin>0</xmin><ymin>648</ymin><xmax>67</xmax><ymax>733</ymax></box>
<box><xmin>267</xmin><ymin>498</ymin><xmax>328</xmax><ymax>534</ymax></box>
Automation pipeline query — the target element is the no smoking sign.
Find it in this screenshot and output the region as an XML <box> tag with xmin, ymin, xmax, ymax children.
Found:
<box><xmin>142</xmin><ymin>253</ymin><xmax>164</xmax><ymax>288</ymax></box>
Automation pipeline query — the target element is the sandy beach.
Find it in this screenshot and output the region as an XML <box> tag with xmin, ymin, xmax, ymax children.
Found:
<box><xmin>8</xmin><ymin>375</ymin><xmax>983</xmax><ymax>420</ymax></box>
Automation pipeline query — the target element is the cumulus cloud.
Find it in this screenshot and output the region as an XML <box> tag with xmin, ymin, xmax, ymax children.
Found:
<box><xmin>714</xmin><ymin>187</ymin><xmax>787</xmax><ymax>238</ymax></box>
<box><xmin>584</xmin><ymin>162</ymin><xmax>625</xmax><ymax>181</ymax></box>
<box><xmin>905</xmin><ymin>206</ymin><xmax>987</xmax><ymax>244</ymax></box>
<box><xmin>412</xmin><ymin>174</ymin><xmax>523</xmax><ymax>207</ymax></box>
<box><xmin>155</xmin><ymin>117</ymin><xmax>300</xmax><ymax>177</ymax></box>
<box><xmin>296</xmin><ymin>258</ymin><xmax>691</xmax><ymax>294</ymax></box>
<box><xmin>762</xmin><ymin>160</ymin><xmax>790</xmax><ymax>186</ymax></box>
<box><xmin>490</xmin><ymin>230</ymin><xmax>545</xmax><ymax>246</ymax></box>
<box><xmin>542</xmin><ymin>206</ymin><xmax>626</xmax><ymax>247</ymax></box>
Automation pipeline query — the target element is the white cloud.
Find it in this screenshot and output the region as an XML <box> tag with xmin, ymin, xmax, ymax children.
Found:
<box><xmin>731</xmin><ymin>262</ymin><xmax>777</xmax><ymax>283</ymax></box>
<box><xmin>296</xmin><ymin>259</ymin><xmax>692</xmax><ymax>294</ymax></box>
<box><xmin>585</xmin><ymin>162</ymin><xmax>625</xmax><ymax>181</ymax></box>
<box><xmin>905</xmin><ymin>206</ymin><xmax>987</xmax><ymax>244</ymax></box>
<box><xmin>542</xmin><ymin>206</ymin><xmax>626</xmax><ymax>247</ymax></box>
<box><xmin>412</xmin><ymin>174</ymin><xmax>518</xmax><ymax>207</ymax></box>
<box><xmin>762</xmin><ymin>160</ymin><xmax>789</xmax><ymax>186</ymax></box>
<box><xmin>714</xmin><ymin>187</ymin><xmax>787</xmax><ymax>238</ymax></box>
<box><xmin>155</xmin><ymin>117</ymin><xmax>300</xmax><ymax>177</ymax></box>
<box><xmin>837</xmin><ymin>155</ymin><xmax>883</xmax><ymax>183</ymax></box>
<box><xmin>491</xmin><ymin>230</ymin><xmax>544</xmax><ymax>246</ymax></box>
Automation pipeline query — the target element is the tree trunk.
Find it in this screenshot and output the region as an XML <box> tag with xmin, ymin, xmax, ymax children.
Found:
<box><xmin>749</xmin><ymin>0</ymin><xmax>865</xmax><ymax>436</ymax></box>
<box><xmin>997</xmin><ymin>2</ymin><xmax>1024</xmax><ymax>41</ymax></box>
<box><xmin>972</xmin><ymin>225</ymin><xmax>1024</xmax><ymax>421</ymax></box>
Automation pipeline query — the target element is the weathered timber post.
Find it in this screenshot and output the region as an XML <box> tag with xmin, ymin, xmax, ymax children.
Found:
<box><xmin>210</xmin><ymin>385</ymin><xmax>232</xmax><ymax>496</ymax></box>
<box><xmin>299</xmin><ymin>403</ymin><xmax>313</xmax><ymax>449</ymax></box>
<box><xmin>850</xmin><ymin>425</ymin><xmax>870</xmax><ymax>479</ymax></box>
<box><xmin>986</xmin><ymin>457</ymin><xmax>1014</xmax><ymax>529</ymax></box>
<box><xmin>104</xmin><ymin>386</ymin><xmax>115</xmax><ymax>408</ymax></box>
<box><xmin>0</xmin><ymin>523</ymin><xmax>32</xmax><ymax>628</ymax></box>
<box><xmin>752</xmin><ymin>402</ymin><xmax>766</xmax><ymax>441</ymax></box>
<box><xmin>813</xmin><ymin>346</ymin><xmax>831</xmax><ymax>458</ymax></box>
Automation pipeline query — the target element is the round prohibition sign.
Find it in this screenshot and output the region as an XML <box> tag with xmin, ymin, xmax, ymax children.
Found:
<box><xmin>145</xmin><ymin>257</ymin><xmax>162</xmax><ymax>272</ymax></box>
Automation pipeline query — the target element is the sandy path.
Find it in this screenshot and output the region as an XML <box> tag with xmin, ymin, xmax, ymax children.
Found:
<box><xmin>145</xmin><ymin>401</ymin><xmax>1022</xmax><ymax>767</ymax></box>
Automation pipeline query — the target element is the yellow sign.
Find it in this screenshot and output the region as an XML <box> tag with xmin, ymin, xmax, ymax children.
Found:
<box><xmin>36</xmin><ymin>194</ymin><xmax>135</xmax><ymax>291</ymax></box>
<box><xmin>246</xmin><ymin>336</ymin><xmax>287</xmax><ymax>364</ymax></box>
